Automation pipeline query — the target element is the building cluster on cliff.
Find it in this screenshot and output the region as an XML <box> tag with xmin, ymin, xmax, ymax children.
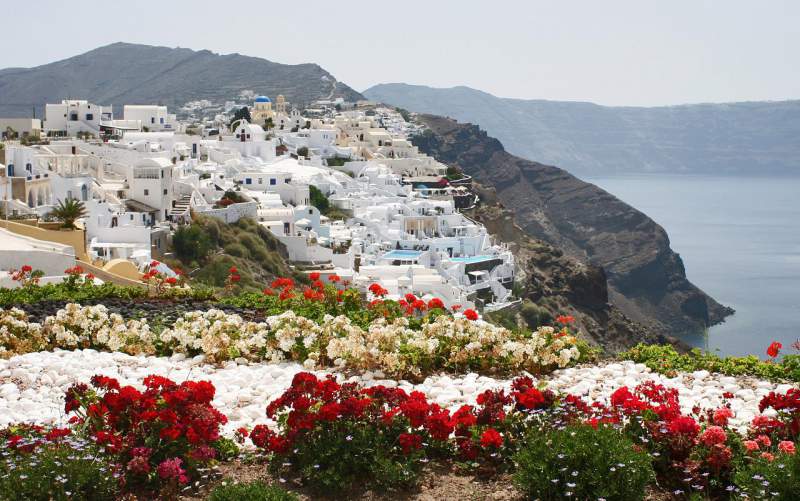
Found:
<box><xmin>0</xmin><ymin>93</ymin><xmax>515</xmax><ymax>311</ymax></box>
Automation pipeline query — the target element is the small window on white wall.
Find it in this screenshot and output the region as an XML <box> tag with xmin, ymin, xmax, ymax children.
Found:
<box><xmin>144</xmin><ymin>189</ymin><xmax>149</xmax><ymax>196</ymax></box>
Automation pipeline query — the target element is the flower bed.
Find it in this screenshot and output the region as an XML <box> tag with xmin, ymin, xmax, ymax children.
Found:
<box><xmin>247</xmin><ymin>372</ymin><xmax>800</xmax><ymax>498</ymax></box>
<box><xmin>2</xmin><ymin>366</ymin><xmax>799</xmax><ymax>499</ymax></box>
<box><xmin>0</xmin><ymin>303</ymin><xmax>582</xmax><ymax>378</ymax></box>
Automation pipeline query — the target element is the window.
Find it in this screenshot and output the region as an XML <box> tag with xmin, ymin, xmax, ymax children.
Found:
<box><xmin>163</xmin><ymin>189</ymin><xmax>168</xmax><ymax>195</ymax></box>
<box><xmin>70</xmin><ymin>113</ymin><xmax>78</xmax><ymax>121</ymax></box>
<box><xmin>270</xmin><ymin>178</ymin><xmax>277</xmax><ymax>185</ymax></box>
<box><xmin>245</xmin><ymin>178</ymin><xmax>252</xmax><ymax>185</ymax></box>
<box><xmin>151</xmin><ymin>117</ymin><xmax>155</xmax><ymax>124</ymax></box>
<box><xmin>85</xmin><ymin>113</ymin><xmax>93</xmax><ymax>121</ymax></box>
<box><xmin>258</xmin><ymin>178</ymin><xmax>263</xmax><ymax>185</ymax></box>
<box><xmin>160</xmin><ymin>117</ymin><xmax>164</xmax><ymax>124</ymax></box>
<box><xmin>144</xmin><ymin>189</ymin><xmax>149</xmax><ymax>196</ymax></box>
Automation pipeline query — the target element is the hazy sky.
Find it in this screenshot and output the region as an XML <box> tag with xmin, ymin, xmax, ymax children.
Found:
<box><xmin>2</xmin><ymin>0</ymin><xmax>798</xmax><ymax>106</ymax></box>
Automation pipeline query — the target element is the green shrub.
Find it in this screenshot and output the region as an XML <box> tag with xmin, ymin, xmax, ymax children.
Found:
<box><xmin>172</xmin><ymin>223</ymin><xmax>214</xmax><ymax>263</ymax></box>
<box><xmin>0</xmin><ymin>427</ymin><xmax>120</xmax><ymax>501</ymax></box>
<box><xmin>0</xmin><ymin>282</ymin><xmax>146</xmax><ymax>306</ymax></box>
<box><xmin>268</xmin><ymin>417</ymin><xmax>424</xmax><ymax>494</ymax></box>
<box><xmin>208</xmin><ymin>480</ymin><xmax>297</xmax><ymax>501</ymax></box>
<box><xmin>734</xmin><ymin>451</ymin><xmax>800</xmax><ymax>500</ymax></box>
<box><xmin>513</xmin><ymin>423</ymin><xmax>655</xmax><ymax>501</ymax></box>
<box><xmin>224</xmin><ymin>242</ymin><xmax>250</xmax><ymax>258</ymax></box>
<box><xmin>309</xmin><ymin>185</ymin><xmax>330</xmax><ymax>214</ymax></box>
<box><xmin>621</xmin><ymin>344</ymin><xmax>800</xmax><ymax>382</ymax></box>
<box><xmin>520</xmin><ymin>301</ymin><xmax>552</xmax><ymax>329</ymax></box>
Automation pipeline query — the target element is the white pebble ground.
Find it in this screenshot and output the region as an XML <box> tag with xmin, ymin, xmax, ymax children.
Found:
<box><xmin>0</xmin><ymin>350</ymin><xmax>796</xmax><ymax>437</ymax></box>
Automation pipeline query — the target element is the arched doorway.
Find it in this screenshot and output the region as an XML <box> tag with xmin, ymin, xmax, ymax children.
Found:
<box><xmin>81</xmin><ymin>184</ymin><xmax>88</xmax><ymax>201</ymax></box>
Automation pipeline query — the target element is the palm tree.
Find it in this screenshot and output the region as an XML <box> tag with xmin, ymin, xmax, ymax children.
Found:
<box><xmin>50</xmin><ymin>198</ymin><xmax>87</xmax><ymax>229</ymax></box>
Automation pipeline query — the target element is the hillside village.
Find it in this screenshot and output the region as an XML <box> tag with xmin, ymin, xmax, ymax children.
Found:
<box><xmin>1</xmin><ymin>79</ymin><xmax>799</xmax><ymax>501</ymax></box>
<box><xmin>0</xmin><ymin>94</ymin><xmax>515</xmax><ymax>312</ymax></box>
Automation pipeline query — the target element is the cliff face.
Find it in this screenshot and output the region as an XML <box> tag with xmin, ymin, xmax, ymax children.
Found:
<box><xmin>469</xmin><ymin>193</ymin><xmax>678</xmax><ymax>352</ymax></box>
<box><xmin>414</xmin><ymin>115</ymin><xmax>733</xmax><ymax>340</ymax></box>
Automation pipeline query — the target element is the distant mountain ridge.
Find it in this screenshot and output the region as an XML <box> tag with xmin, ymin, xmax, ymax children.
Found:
<box><xmin>0</xmin><ymin>42</ymin><xmax>364</xmax><ymax>118</ymax></box>
<box><xmin>364</xmin><ymin>83</ymin><xmax>800</xmax><ymax>176</ymax></box>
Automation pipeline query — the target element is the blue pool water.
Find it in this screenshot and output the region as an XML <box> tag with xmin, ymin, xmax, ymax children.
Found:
<box><xmin>382</xmin><ymin>249</ymin><xmax>423</xmax><ymax>260</ymax></box>
<box><xmin>450</xmin><ymin>255</ymin><xmax>494</xmax><ymax>264</ymax></box>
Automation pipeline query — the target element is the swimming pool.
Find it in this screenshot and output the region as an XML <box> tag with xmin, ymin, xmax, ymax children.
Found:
<box><xmin>382</xmin><ymin>249</ymin><xmax>424</xmax><ymax>260</ymax></box>
<box><xmin>449</xmin><ymin>255</ymin><xmax>495</xmax><ymax>264</ymax></box>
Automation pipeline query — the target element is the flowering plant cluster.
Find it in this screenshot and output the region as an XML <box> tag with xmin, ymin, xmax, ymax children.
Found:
<box><xmin>8</xmin><ymin>265</ymin><xmax>44</xmax><ymax>287</ymax></box>
<box><xmin>0</xmin><ymin>424</ymin><xmax>120</xmax><ymax>500</ymax></box>
<box><xmin>244</xmin><ymin>372</ymin><xmax>552</xmax><ymax>492</ymax></box>
<box><xmin>64</xmin><ymin>374</ymin><xmax>228</xmax><ymax>495</ymax></box>
<box><xmin>0</xmin><ymin>303</ymin><xmax>583</xmax><ymax>377</ymax></box>
<box><xmin>240</xmin><ymin>373</ymin><xmax>800</xmax><ymax>498</ymax></box>
<box><xmin>62</xmin><ymin>265</ymin><xmax>95</xmax><ymax>290</ymax></box>
<box><xmin>142</xmin><ymin>260</ymin><xmax>186</xmax><ymax>296</ymax></box>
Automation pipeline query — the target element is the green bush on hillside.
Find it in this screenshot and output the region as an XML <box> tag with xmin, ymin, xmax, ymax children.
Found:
<box><xmin>171</xmin><ymin>216</ymin><xmax>295</xmax><ymax>289</ymax></box>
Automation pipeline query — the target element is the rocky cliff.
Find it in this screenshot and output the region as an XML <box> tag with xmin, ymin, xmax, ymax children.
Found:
<box><xmin>470</xmin><ymin>188</ymin><xmax>678</xmax><ymax>352</ymax></box>
<box><xmin>413</xmin><ymin>115</ymin><xmax>733</xmax><ymax>341</ymax></box>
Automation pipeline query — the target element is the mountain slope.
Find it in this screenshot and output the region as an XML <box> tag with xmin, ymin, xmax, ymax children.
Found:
<box><xmin>365</xmin><ymin>83</ymin><xmax>800</xmax><ymax>176</ymax></box>
<box><xmin>0</xmin><ymin>43</ymin><xmax>363</xmax><ymax>117</ymax></box>
<box><xmin>412</xmin><ymin>114</ymin><xmax>733</xmax><ymax>339</ymax></box>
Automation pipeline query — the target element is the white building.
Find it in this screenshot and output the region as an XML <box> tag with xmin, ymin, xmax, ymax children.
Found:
<box><xmin>123</xmin><ymin>105</ymin><xmax>178</xmax><ymax>132</ymax></box>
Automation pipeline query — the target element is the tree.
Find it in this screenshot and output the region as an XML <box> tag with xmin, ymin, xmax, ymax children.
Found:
<box><xmin>309</xmin><ymin>185</ymin><xmax>330</xmax><ymax>214</ymax></box>
<box><xmin>230</xmin><ymin>107</ymin><xmax>252</xmax><ymax>126</ymax></box>
<box><xmin>172</xmin><ymin>223</ymin><xmax>214</xmax><ymax>263</ymax></box>
<box><xmin>296</xmin><ymin>146</ymin><xmax>309</xmax><ymax>159</ymax></box>
<box><xmin>264</xmin><ymin>117</ymin><xmax>274</xmax><ymax>131</ymax></box>
<box><xmin>50</xmin><ymin>198</ymin><xmax>87</xmax><ymax>229</ymax></box>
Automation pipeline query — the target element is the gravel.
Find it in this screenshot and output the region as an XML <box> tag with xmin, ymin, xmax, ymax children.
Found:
<box><xmin>0</xmin><ymin>350</ymin><xmax>795</xmax><ymax>437</ymax></box>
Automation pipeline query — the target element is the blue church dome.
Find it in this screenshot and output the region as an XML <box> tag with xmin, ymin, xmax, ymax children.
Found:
<box><xmin>255</xmin><ymin>95</ymin><xmax>271</xmax><ymax>103</ymax></box>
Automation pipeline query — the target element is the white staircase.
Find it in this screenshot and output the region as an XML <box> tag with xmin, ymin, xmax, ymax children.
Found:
<box><xmin>170</xmin><ymin>195</ymin><xmax>192</xmax><ymax>218</ymax></box>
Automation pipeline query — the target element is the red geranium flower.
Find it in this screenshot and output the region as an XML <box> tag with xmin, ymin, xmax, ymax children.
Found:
<box><xmin>480</xmin><ymin>428</ymin><xmax>503</xmax><ymax>448</ymax></box>
<box><xmin>555</xmin><ymin>314</ymin><xmax>575</xmax><ymax>324</ymax></box>
<box><xmin>463</xmin><ymin>308</ymin><xmax>479</xmax><ymax>321</ymax></box>
<box><xmin>767</xmin><ymin>341</ymin><xmax>782</xmax><ymax>358</ymax></box>
<box><xmin>427</xmin><ymin>298</ymin><xmax>445</xmax><ymax>310</ymax></box>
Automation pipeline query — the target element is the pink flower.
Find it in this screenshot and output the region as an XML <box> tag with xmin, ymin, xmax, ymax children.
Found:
<box><xmin>760</xmin><ymin>452</ymin><xmax>775</xmax><ymax>462</ymax></box>
<box><xmin>157</xmin><ymin>457</ymin><xmax>188</xmax><ymax>484</ymax></box>
<box><xmin>700</xmin><ymin>426</ymin><xmax>727</xmax><ymax>447</ymax></box>
<box><xmin>778</xmin><ymin>441</ymin><xmax>796</xmax><ymax>455</ymax></box>
<box><xmin>743</xmin><ymin>440</ymin><xmax>760</xmax><ymax>452</ymax></box>
<box><xmin>712</xmin><ymin>407</ymin><xmax>734</xmax><ymax>426</ymax></box>
<box><xmin>756</xmin><ymin>434</ymin><xmax>772</xmax><ymax>448</ymax></box>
